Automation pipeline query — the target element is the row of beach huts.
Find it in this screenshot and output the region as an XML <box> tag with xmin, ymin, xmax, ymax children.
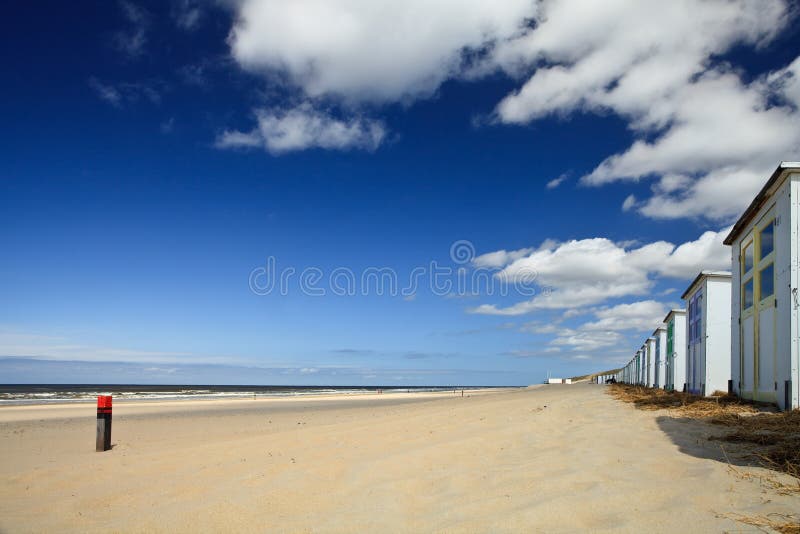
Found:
<box><xmin>597</xmin><ymin>162</ymin><xmax>800</xmax><ymax>411</ymax></box>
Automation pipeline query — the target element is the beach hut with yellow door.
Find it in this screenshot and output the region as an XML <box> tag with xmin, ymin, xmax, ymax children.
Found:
<box><xmin>663</xmin><ymin>309</ymin><xmax>686</xmax><ymax>392</ymax></box>
<box><xmin>682</xmin><ymin>271</ymin><xmax>732</xmax><ymax>396</ymax></box>
<box><xmin>725</xmin><ymin>162</ymin><xmax>800</xmax><ymax>410</ymax></box>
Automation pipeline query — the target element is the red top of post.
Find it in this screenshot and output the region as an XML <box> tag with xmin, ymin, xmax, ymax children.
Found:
<box><xmin>97</xmin><ymin>395</ymin><xmax>112</xmax><ymax>408</ymax></box>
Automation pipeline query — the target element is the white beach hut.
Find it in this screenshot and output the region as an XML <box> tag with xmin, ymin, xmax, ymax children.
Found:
<box><xmin>724</xmin><ymin>162</ymin><xmax>800</xmax><ymax>410</ymax></box>
<box><xmin>682</xmin><ymin>271</ymin><xmax>732</xmax><ymax>396</ymax></box>
<box><xmin>663</xmin><ymin>309</ymin><xmax>687</xmax><ymax>392</ymax></box>
<box><xmin>638</xmin><ymin>347</ymin><xmax>646</xmax><ymax>385</ymax></box>
<box><xmin>652</xmin><ymin>326</ymin><xmax>667</xmax><ymax>389</ymax></box>
<box><xmin>645</xmin><ymin>338</ymin><xmax>656</xmax><ymax>387</ymax></box>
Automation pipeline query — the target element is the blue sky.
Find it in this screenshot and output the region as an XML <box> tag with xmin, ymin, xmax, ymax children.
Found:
<box><xmin>2</xmin><ymin>0</ymin><xmax>799</xmax><ymax>385</ymax></box>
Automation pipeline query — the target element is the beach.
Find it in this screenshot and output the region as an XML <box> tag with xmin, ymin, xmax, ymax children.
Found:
<box><xmin>1</xmin><ymin>384</ymin><xmax>798</xmax><ymax>532</ymax></box>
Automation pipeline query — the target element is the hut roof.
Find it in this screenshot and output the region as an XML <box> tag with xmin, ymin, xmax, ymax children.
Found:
<box><xmin>724</xmin><ymin>162</ymin><xmax>800</xmax><ymax>245</ymax></box>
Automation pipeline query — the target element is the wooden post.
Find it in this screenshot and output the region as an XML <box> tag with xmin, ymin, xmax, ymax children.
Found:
<box><xmin>96</xmin><ymin>395</ymin><xmax>112</xmax><ymax>452</ymax></box>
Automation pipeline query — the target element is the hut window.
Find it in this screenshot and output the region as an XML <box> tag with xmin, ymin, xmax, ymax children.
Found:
<box><xmin>759</xmin><ymin>220</ymin><xmax>774</xmax><ymax>259</ymax></box>
<box><xmin>742</xmin><ymin>242</ymin><xmax>753</xmax><ymax>274</ymax></box>
<box><xmin>743</xmin><ymin>278</ymin><xmax>754</xmax><ymax>309</ymax></box>
<box><xmin>759</xmin><ymin>263</ymin><xmax>774</xmax><ymax>300</ymax></box>
<box><xmin>689</xmin><ymin>293</ymin><xmax>702</xmax><ymax>343</ymax></box>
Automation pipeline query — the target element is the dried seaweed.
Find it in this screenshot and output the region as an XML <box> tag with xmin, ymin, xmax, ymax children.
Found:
<box><xmin>608</xmin><ymin>384</ymin><xmax>800</xmax><ymax>489</ymax></box>
<box><xmin>607</xmin><ymin>383</ymin><xmax>759</xmax><ymax>417</ymax></box>
<box><xmin>726</xmin><ymin>513</ymin><xmax>800</xmax><ymax>533</ymax></box>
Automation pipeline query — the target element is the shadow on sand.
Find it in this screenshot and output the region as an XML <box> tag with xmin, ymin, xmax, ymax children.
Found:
<box><xmin>654</xmin><ymin>415</ymin><xmax>761</xmax><ymax>469</ymax></box>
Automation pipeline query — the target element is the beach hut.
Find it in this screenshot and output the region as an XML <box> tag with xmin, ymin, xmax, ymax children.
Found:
<box><xmin>652</xmin><ymin>326</ymin><xmax>667</xmax><ymax>389</ymax></box>
<box><xmin>640</xmin><ymin>345</ymin><xmax>648</xmax><ymax>386</ymax></box>
<box><xmin>663</xmin><ymin>309</ymin><xmax>687</xmax><ymax>392</ymax></box>
<box><xmin>682</xmin><ymin>271</ymin><xmax>732</xmax><ymax>396</ymax></box>
<box><xmin>724</xmin><ymin>162</ymin><xmax>800</xmax><ymax>410</ymax></box>
<box><xmin>637</xmin><ymin>347</ymin><xmax>645</xmax><ymax>385</ymax></box>
<box><xmin>646</xmin><ymin>337</ymin><xmax>657</xmax><ymax>388</ymax></box>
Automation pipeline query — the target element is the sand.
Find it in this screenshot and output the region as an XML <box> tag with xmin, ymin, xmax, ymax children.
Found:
<box><xmin>1</xmin><ymin>384</ymin><xmax>798</xmax><ymax>533</ymax></box>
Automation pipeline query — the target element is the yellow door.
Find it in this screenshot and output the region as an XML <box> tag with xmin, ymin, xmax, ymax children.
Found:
<box><xmin>740</xmin><ymin>211</ymin><xmax>777</xmax><ymax>402</ymax></box>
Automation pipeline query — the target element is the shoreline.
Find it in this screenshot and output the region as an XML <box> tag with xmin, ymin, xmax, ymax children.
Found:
<box><xmin>0</xmin><ymin>386</ymin><xmax>526</xmax><ymax>422</ymax></box>
<box><xmin>0</xmin><ymin>385</ymin><xmax>525</xmax><ymax>407</ymax></box>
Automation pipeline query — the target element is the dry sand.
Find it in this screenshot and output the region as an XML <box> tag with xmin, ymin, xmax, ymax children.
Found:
<box><xmin>1</xmin><ymin>383</ymin><xmax>798</xmax><ymax>533</ymax></box>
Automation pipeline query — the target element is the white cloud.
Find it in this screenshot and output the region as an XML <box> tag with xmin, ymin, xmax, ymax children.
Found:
<box><xmin>215</xmin><ymin>103</ymin><xmax>386</xmax><ymax>154</ymax></box>
<box><xmin>214</xmin><ymin>129</ymin><xmax>262</xmax><ymax>150</ymax></box>
<box><xmin>546</xmin><ymin>173</ymin><xmax>568</xmax><ymax>189</ymax></box>
<box><xmin>484</xmin><ymin>0</ymin><xmax>797</xmax><ymax>221</ymax></box>
<box><xmin>584</xmin><ymin>70</ymin><xmax>800</xmax><ymax>220</ymax></box>
<box><xmin>88</xmin><ymin>78</ymin><xmax>164</xmax><ymax>107</ymax></box>
<box><xmin>621</xmin><ymin>194</ymin><xmax>637</xmax><ymax>212</ymax></box>
<box><xmin>114</xmin><ymin>0</ymin><xmax>149</xmax><ymax>58</ymax></box>
<box><xmin>228</xmin><ymin>0</ymin><xmax>536</xmax><ymax>104</ymax></box>
<box><xmin>509</xmin><ymin>301</ymin><xmax>669</xmax><ymax>363</ymax></box>
<box><xmin>222</xmin><ymin>0</ymin><xmax>535</xmax><ymax>154</ymax></box>
<box><xmin>0</xmin><ymin>330</ymin><xmax>207</xmax><ymax>364</ymax></box>
<box><xmin>88</xmin><ymin>78</ymin><xmax>122</xmax><ymax>107</ymax></box>
<box><xmin>473</xmin><ymin>247</ymin><xmax>535</xmax><ymax>269</ymax></box>
<box><xmin>519</xmin><ymin>321</ymin><xmax>561</xmax><ymax>334</ymax></box>
<box><xmin>221</xmin><ymin>0</ymin><xmax>800</xmax><ymax>181</ymax></box>
<box><xmin>172</xmin><ymin>0</ymin><xmax>203</xmax><ymax>31</ymax></box>
<box><xmin>470</xmin><ymin>227</ymin><xmax>730</xmax><ymax>315</ymax></box>
<box><xmin>549</xmin><ymin>328</ymin><xmax>623</xmax><ymax>352</ymax></box>
<box><xmin>491</xmin><ymin>1</ymin><xmax>786</xmax><ymax>121</ymax></box>
<box><xmin>581</xmin><ymin>300</ymin><xmax>668</xmax><ymax>332</ymax></box>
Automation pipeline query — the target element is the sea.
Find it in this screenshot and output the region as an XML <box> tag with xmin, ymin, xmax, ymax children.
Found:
<box><xmin>0</xmin><ymin>384</ymin><xmax>495</xmax><ymax>405</ymax></box>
